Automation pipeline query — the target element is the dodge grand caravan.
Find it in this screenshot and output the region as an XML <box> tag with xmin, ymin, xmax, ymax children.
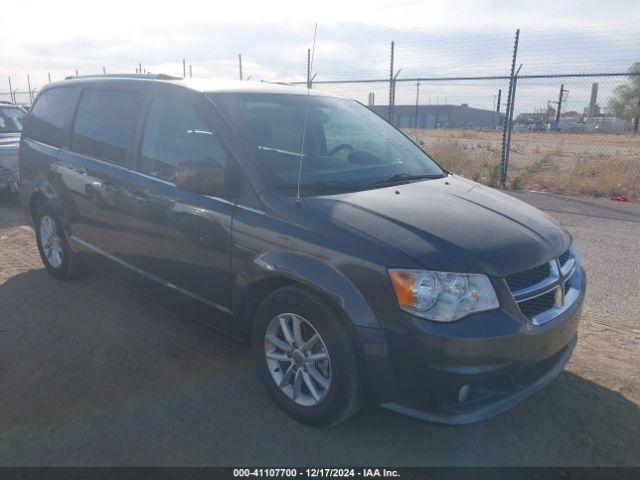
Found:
<box><xmin>19</xmin><ymin>75</ymin><xmax>585</xmax><ymax>426</ymax></box>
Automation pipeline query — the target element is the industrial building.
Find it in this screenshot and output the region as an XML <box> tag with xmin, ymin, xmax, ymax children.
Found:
<box><xmin>370</xmin><ymin>104</ymin><xmax>504</xmax><ymax>129</ymax></box>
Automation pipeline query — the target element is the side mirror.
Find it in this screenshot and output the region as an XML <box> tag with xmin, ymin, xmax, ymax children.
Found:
<box><xmin>174</xmin><ymin>158</ymin><xmax>226</xmax><ymax>196</ymax></box>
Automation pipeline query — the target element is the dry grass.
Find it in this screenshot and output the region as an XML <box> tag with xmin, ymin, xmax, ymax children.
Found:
<box><xmin>405</xmin><ymin>128</ymin><xmax>640</xmax><ymax>200</ymax></box>
<box><xmin>422</xmin><ymin>140</ymin><xmax>501</xmax><ymax>186</ymax></box>
<box><xmin>515</xmin><ymin>156</ymin><xmax>640</xmax><ymax>198</ymax></box>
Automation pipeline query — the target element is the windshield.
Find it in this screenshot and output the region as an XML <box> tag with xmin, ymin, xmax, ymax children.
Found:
<box><xmin>0</xmin><ymin>106</ymin><xmax>27</xmax><ymax>134</ymax></box>
<box><xmin>207</xmin><ymin>92</ymin><xmax>443</xmax><ymax>191</ymax></box>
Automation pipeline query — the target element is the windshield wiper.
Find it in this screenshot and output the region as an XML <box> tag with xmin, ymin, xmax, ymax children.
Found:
<box><xmin>272</xmin><ymin>180</ymin><xmax>357</xmax><ymax>192</ymax></box>
<box><xmin>359</xmin><ymin>172</ymin><xmax>444</xmax><ymax>188</ymax></box>
<box><xmin>302</xmin><ymin>180</ymin><xmax>359</xmax><ymax>191</ymax></box>
<box><xmin>273</xmin><ymin>173</ymin><xmax>445</xmax><ymax>194</ymax></box>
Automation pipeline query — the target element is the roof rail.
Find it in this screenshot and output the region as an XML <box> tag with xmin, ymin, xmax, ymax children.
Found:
<box><xmin>64</xmin><ymin>73</ymin><xmax>182</xmax><ymax>81</ymax></box>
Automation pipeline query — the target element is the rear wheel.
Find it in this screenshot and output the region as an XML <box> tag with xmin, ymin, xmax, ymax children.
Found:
<box><xmin>35</xmin><ymin>202</ymin><xmax>88</xmax><ymax>280</ymax></box>
<box><xmin>252</xmin><ymin>285</ymin><xmax>362</xmax><ymax>426</ymax></box>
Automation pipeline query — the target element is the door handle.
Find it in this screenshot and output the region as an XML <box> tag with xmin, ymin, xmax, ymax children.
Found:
<box><xmin>102</xmin><ymin>180</ymin><xmax>121</xmax><ymax>193</ymax></box>
<box><xmin>131</xmin><ymin>190</ymin><xmax>149</xmax><ymax>205</ymax></box>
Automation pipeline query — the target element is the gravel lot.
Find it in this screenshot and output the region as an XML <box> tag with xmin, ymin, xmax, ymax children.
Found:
<box><xmin>0</xmin><ymin>191</ymin><xmax>638</xmax><ymax>466</ymax></box>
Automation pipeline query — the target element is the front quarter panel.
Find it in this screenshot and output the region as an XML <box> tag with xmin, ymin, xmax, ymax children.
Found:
<box><xmin>229</xmin><ymin>191</ymin><xmax>423</xmax><ymax>335</ymax></box>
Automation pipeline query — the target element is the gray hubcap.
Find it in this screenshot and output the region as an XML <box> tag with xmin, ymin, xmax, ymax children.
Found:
<box><xmin>39</xmin><ymin>215</ymin><xmax>63</xmax><ymax>269</ymax></box>
<box><xmin>264</xmin><ymin>313</ymin><xmax>332</xmax><ymax>407</ymax></box>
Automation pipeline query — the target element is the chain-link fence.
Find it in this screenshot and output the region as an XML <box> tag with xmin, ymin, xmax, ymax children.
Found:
<box><xmin>2</xmin><ymin>26</ymin><xmax>639</xmax><ymax>199</ymax></box>
<box><xmin>290</xmin><ymin>27</ymin><xmax>640</xmax><ymax>199</ymax></box>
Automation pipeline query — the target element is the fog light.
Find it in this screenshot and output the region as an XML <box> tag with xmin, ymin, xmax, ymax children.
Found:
<box><xmin>458</xmin><ymin>384</ymin><xmax>470</xmax><ymax>403</ymax></box>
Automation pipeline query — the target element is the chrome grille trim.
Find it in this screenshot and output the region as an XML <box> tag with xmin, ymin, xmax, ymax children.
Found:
<box><xmin>509</xmin><ymin>260</ymin><xmax>560</xmax><ymax>302</ymax></box>
<box><xmin>505</xmin><ymin>247</ymin><xmax>579</xmax><ymax>325</ymax></box>
<box><xmin>529</xmin><ymin>267</ymin><xmax>581</xmax><ymax>326</ymax></box>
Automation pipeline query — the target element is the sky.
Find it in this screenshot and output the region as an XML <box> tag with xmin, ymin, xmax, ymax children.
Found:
<box><xmin>1</xmin><ymin>0</ymin><xmax>639</xmax><ymax>111</ymax></box>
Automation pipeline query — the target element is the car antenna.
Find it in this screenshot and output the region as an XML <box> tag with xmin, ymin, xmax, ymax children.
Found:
<box><xmin>295</xmin><ymin>23</ymin><xmax>318</xmax><ymax>207</ymax></box>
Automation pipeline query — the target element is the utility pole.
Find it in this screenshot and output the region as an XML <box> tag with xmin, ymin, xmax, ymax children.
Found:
<box><xmin>414</xmin><ymin>81</ymin><xmax>420</xmax><ymax>128</ymax></box>
<box><xmin>27</xmin><ymin>74</ymin><xmax>33</xmax><ymax>103</ymax></box>
<box><xmin>238</xmin><ymin>54</ymin><xmax>243</xmax><ymax>80</ymax></box>
<box><xmin>387</xmin><ymin>41</ymin><xmax>395</xmax><ymax>122</ymax></box>
<box><xmin>555</xmin><ymin>84</ymin><xmax>565</xmax><ymax>124</ymax></box>
<box><xmin>183</xmin><ymin>59</ymin><xmax>186</xmax><ymax>78</ymax></box>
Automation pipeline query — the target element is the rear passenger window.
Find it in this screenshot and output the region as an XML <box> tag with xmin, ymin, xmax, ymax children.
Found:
<box><xmin>71</xmin><ymin>89</ymin><xmax>143</xmax><ymax>166</ymax></box>
<box><xmin>25</xmin><ymin>87</ymin><xmax>79</xmax><ymax>147</ymax></box>
<box><xmin>139</xmin><ymin>95</ymin><xmax>228</xmax><ymax>181</ymax></box>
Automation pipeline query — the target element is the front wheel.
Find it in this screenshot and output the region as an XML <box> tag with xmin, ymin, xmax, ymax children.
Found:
<box><xmin>252</xmin><ymin>285</ymin><xmax>362</xmax><ymax>426</ymax></box>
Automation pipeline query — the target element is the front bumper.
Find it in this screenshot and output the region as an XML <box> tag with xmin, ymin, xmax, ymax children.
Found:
<box><xmin>358</xmin><ymin>267</ymin><xmax>585</xmax><ymax>424</ymax></box>
<box><xmin>382</xmin><ymin>335</ymin><xmax>576</xmax><ymax>424</ymax></box>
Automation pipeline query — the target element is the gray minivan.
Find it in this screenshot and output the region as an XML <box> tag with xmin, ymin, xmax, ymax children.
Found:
<box><xmin>19</xmin><ymin>75</ymin><xmax>585</xmax><ymax>426</ymax></box>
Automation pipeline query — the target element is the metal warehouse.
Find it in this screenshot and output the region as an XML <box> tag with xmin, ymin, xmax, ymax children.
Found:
<box><xmin>371</xmin><ymin>104</ymin><xmax>504</xmax><ymax>129</ymax></box>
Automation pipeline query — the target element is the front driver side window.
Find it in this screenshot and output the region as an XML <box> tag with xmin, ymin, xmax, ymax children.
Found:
<box><xmin>139</xmin><ymin>95</ymin><xmax>228</xmax><ymax>181</ymax></box>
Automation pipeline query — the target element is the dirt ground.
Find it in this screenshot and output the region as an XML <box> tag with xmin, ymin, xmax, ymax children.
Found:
<box><xmin>0</xmin><ymin>191</ymin><xmax>638</xmax><ymax>466</ymax></box>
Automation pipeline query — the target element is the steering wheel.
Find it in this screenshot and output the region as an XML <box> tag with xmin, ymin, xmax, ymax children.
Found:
<box><xmin>328</xmin><ymin>143</ymin><xmax>355</xmax><ymax>156</ymax></box>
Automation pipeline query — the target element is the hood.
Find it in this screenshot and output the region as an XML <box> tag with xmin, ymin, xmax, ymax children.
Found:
<box><xmin>304</xmin><ymin>175</ymin><xmax>570</xmax><ymax>277</ymax></box>
<box><xmin>0</xmin><ymin>133</ymin><xmax>20</xmax><ymax>146</ymax></box>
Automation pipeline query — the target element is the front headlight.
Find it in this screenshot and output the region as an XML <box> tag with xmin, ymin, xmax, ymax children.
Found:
<box><xmin>389</xmin><ymin>269</ymin><xmax>499</xmax><ymax>322</ymax></box>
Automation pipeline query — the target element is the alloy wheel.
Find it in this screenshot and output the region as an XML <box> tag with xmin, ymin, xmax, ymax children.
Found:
<box><xmin>39</xmin><ymin>215</ymin><xmax>64</xmax><ymax>269</ymax></box>
<box><xmin>264</xmin><ymin>313</ymin><xmax>332</xmax><ymax>407</ymax></box>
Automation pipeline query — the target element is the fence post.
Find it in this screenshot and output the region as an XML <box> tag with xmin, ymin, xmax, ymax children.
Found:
<box><xmin>387</xmin><ymin>41</ymin><xmax>395</xmax><ymax>122</ymax></box>
<box><xmin>182</xmin><ymin>59</ymin><xmax>186</xmax><ymax>78</ymax></box>
<box><xmin>504</xmin><ymin>71</ymin><xmax>520</xmax><ymax>179</ymax></box>
<box><xmin>8</xmin><ymin>76</ymin><xmax>14</xmax><ymax>103</ymax></box>
<box><xmin>307</xmin><ymin>48</ymin><xmax>311</xmax><ymax>89</ymax></box>
<box><xmin>501</xmin><ymin>29</ymin><xmax>520</xmax><ymax>188</ymax></box>
<box><xmin>238</xmin><ymin>54</ymin><xmax>243</xmax><ymax>80</ymax></box>
<box><xmin>414</xmin><ymin>81</ymin><xmax>420</xmax><ymax>128</ymax></box>
<box><xmin>555</xmin><ymin>84</ymin><xmax>565</xmax><ymax>124</ymax></box>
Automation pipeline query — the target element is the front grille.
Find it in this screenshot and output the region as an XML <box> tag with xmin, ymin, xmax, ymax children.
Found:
<box><xmin>505</xmin><ymin>262</ymin><xmax>551</xmax><ymax>292</ymax></box>
<box><xmin>563</xmin><ymin>275</ymin><xmax>573</xmax><ymax>295</ymax></box>
<box><xmin>518</xmin><ymin>290</ymin><xmax>556</xmax><ymax>320</ymax></box>
<box><xmin>505</xmin><ymin>248</ymin><xmax>577</xmax><ymax>323</ymax></box>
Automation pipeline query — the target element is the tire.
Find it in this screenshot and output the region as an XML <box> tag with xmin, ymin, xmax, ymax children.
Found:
<box><xmin>252</xmin><ymin>285</ymin><xmax>362</xmax><ymax>426</ymax></box>
<box><xmin>35</xmin><ymin>202</ymin><xmax>88</xmax><ymax>280</ymax></box>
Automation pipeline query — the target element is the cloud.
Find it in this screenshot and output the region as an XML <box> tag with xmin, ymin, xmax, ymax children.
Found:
<box><xmin>0</xmin><ymin>0</ymin><xmax>638</xmax><ymax>113</ymax></box>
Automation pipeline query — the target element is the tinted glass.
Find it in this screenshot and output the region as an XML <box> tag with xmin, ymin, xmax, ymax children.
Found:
<box><xmin>139</xmin><ymin>95</ymin><xmax>227</xmax><ymax>181</ymax></box>
<box><xmin>0</xmin><ymin>107</ymin><xmax>27</xmax><ymax>133</ymax></box>
<box><xmin>71</xmin><ymin>89</ymin><xmax>143</xmax><ymax>165</ymax></box>
<box><xmin>24</xmin><ymin>87</ymin><xmax>79</xmax><ymax>147</ymax></box>
<box><xmin>208</xmin><ymin>93</ymin><xmax>443</xmax><ymax>191</ymax></box>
